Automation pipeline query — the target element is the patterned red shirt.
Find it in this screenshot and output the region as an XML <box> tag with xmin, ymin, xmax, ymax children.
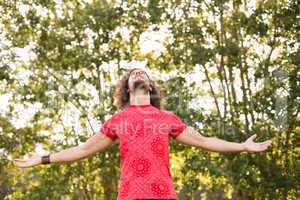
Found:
<box><xmin>97</xmin><ymin>104</ymin><xmax>187</xmax><ymax>200</ymax></box>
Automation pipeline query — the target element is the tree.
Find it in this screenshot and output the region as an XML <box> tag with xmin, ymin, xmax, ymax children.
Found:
<box><xmin>0</xmin><ymin>0</ymin><xmax>298</xmax><ymax>199</ymax></box>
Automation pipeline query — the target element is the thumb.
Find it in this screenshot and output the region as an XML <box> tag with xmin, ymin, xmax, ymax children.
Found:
<box><xmin>248</xmin><ymin>134</ymin><xmax>257</xmax><ymax>141</ymax></box>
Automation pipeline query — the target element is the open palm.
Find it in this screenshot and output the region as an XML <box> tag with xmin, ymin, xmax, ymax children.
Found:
<box><xmin>13</xmin><ymin>154</ymin><xmax>41</xmax><ymax>168</ymax></box>
<box><xmin>243</xmin><ymin>134</ymin><xmax>272</xmax><ymax>153</ymax></box>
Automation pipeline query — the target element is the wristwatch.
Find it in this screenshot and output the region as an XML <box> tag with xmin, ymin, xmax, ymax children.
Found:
<box><xmin>41</xmin><ymin>154</ymin><xmax>51</xmax><ymax>164</ymax></box>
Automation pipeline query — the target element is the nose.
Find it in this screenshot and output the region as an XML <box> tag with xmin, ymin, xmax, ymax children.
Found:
<box><xmin>134</xmin><ymin>76</ymin><xmax>144</xmax><ymax>81</ymax></box>
<box><xmin>133</xmin><ymin>71</ymin><xmax>145</xmax><ymax>78</ymax></box>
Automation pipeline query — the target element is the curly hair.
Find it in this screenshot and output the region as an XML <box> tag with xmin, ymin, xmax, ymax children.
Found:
<box><xmin>113</xmin><ymin>68</ymin><xmax>164</xmax><ymax>110</ymax></box>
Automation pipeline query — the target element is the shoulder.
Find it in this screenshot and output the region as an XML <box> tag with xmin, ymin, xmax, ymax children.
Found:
<box><xmin>160</xmin><ymin>109</ymin><xmax>187</xmax><ymax>124</ymax></box>
<box><xmin>158</xmin><ymin>108</ymin><xmax>170</xmax><ymax>114</ymax></box>
<box><xmin>104</xmin><ymin>110</ymin><xmax>124</xmax><ymax>122</ymax></box>
<box><xmin>159</xmin><ymin>108</ymin><xmax>177</xmax><ymax>118</ymax></box>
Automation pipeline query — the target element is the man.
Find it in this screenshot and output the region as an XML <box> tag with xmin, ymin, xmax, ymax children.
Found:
<box><xmin>14</xmin><ymin>68</ymin><xmax>272</xmax><ymax>200</ymax></box>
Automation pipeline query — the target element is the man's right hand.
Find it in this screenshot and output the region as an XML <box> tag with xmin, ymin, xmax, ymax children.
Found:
<box><xmin>13</xmin><ymin>131</ymin><xmax>115</xmax><ymax>168</ymax></box>
<box><xmin>13</xmin><ymin>154</ymin><xmax>42</xmax><ymax>168</ymax></box>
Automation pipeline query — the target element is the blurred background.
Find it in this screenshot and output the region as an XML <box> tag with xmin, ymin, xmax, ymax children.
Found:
<box><xmin>0</xmin><ymin>0</ymin><xmax>299</xmax><ymax>199</ymax></box>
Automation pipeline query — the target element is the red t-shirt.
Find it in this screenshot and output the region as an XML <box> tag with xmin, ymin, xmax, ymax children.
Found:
<box><xmin>97</xmin><ymin>104</ymin><xmax>187</xmax><ymax>200</ymax></box>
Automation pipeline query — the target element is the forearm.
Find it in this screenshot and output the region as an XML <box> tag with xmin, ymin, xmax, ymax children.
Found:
<box><xmin>176</xmin><ymin>126</ymin><xmax>270</xmax><ymax>153</ymax></box>
<box><xmin>47</xmin><ymin>145</ymin><xmax>88</xmax><ymax>164</ymax></box>
<box><xmin>198</xmin><ymin>137</ymin><xmax>245</xmax><ymax>152</ymax></box>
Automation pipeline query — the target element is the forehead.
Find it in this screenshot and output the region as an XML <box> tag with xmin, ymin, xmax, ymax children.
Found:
<box><xmin>130</xmin><ymin>68</ymin><xmax>146</xmax><ymax>73</ymax></box>
<box><xmin>129</xmin><ymin>69</ymin><xmax>147</xmax><ymax>77</ymax></box>
<box><xmin>128</xmin><ymin>68</ymin><xmax>151</xmax><ymax>81</ymax></box>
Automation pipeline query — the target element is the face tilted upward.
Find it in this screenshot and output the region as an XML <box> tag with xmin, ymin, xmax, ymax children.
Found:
<box><xmin>127</xmin><ymin>68</ymin><xmax>152</xmax><ymax>93</ymax></box>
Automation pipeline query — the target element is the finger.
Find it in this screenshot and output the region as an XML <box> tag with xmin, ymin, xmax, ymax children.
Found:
<box><xmin>248</xmin><ymin>134</ymin><xmax>257</xmax><ymax>141</ymax></box>
<box><xmin>14</xmin><ymin>158</ymin><xmax>25</xmax><ymax>161</ymax></box>
<box><xmin>15</xmin><ymin>164</ymin><xmax>26</xmax><ymax>168</ymax></box>
<box><xmin>259</xmin><ymin>143</ymin><xmax>271</xmax><ymax>150</ymax></box>
<box><xmin>18</xmin><ymin>164</ymin><xmax>29</xmax><ymax>168</ymax></box>
<box><xmin>252</xmin><ymin>146</ymin><xmax>265</xmax><ymax>152</ymax></box>
<box><xmin>13</xmin><ymin>161</ymin><xmax>22</xmax><ymax>166</ymax></box>
<box><xmin>264</xmin><ymin>140</ymin><xmax>272</xmax><ymax>146</ymax></box>
<box><xmin>14</xmin><ymin>161</ymin><xmax>28</xmax><ymax>168</ymax></box>
<box><xmin>14</xmin><ymin>159</ymin><xmax>27</xmax><ymax>162</ymax></box>
<box><xmin>261</xmin><ymin>143</ymin><xmax>272</xmax><ymax>148</ymax></box>
<box><xmin>258</xmin><ymin>140</ymin><xmax>272</xmax><ymax>145</ymax></box>
<box><xmin>14</xmin><ymin>161</ymin><xmax>27</xmax><ymax>166</ymax></box>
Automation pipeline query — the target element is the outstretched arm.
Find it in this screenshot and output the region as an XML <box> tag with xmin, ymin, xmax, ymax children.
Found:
<box><xmin>13</xmin><ymin>131</ymin><xmax>115</xmax><ymax>168</ymax></box>
<box><xmin>175</xmin><ymin>126</ymin><xmax>272</xmax><ymax>153</ymax></box>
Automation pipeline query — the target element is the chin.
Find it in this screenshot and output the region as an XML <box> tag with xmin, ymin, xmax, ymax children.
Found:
<box><xmin>133</xmin><ymin>80</ymin><xmax>150</xmax><ymax>91</ymax></box>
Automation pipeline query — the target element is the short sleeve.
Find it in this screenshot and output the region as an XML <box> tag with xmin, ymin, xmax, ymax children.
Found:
<box><xmin>98</xmin><ymin>115</ymin><xmax>119</xmax><ymax>141</ymax></box>
<box><xmin>169</xmin><ymin>112</ymin><xmax>187</xmax><ymax>139</ymax></box>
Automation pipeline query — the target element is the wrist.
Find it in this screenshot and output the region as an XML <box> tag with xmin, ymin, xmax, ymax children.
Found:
<box><xmin>41</xmin><ymin>154</ymin><xmax>51</xmax><ymax>165</ymax></box>
<box><xmin>241</xmin><ymin>142</ymin><xmax>247</xmax><ymax>152</ymax></box>
<box><xmin>37</xmin><ymin>156</ymin><xmax>42</xmax><ymax>165</ymax></box>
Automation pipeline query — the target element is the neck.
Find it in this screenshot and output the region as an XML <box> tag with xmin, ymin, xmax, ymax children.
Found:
<box><xmin>129</xmin><ymin>89</ymin><xmax>151</xmax><ymax>105</ymax></box>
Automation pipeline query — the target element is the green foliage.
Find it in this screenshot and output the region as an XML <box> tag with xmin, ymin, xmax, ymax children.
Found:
<box><xmin>0</xmin><ymin>0</ymin><xmax>299</xmax><ymax>199</ymax></box>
